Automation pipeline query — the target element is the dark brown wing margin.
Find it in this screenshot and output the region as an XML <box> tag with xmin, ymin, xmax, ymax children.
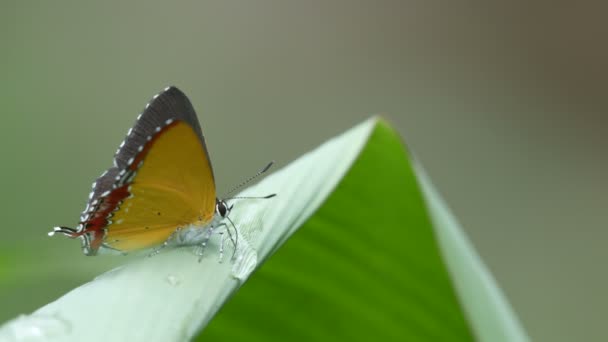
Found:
<box><xmin>80</xmin><ymin>86</ymin><xmax>214</xmax><ymax>223</ymax></box>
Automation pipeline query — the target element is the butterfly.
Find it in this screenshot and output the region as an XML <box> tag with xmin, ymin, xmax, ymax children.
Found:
<box><xmin>49</xmin><ymin>86</ymin><xmax>274</xmax><ymax>258</ymax></box>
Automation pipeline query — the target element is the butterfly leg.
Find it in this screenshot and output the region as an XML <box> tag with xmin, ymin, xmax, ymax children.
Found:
<box><xmin>194</xmin><ymin>223</ymin><xmax>236</xmax><ymax>263</ymax></box>
<box><xmin>212</xmin><ymin>223</ymin><xmax>238</xmax><ymax>261</ymax></box>
<box><xmin>195</xmin><ymin>225</ymin><xmax>216</xmax><ymax>262</ymax></box>
<box><xmin>218</xmin><ymin>232</ymin><xmax>225</xmax><ymax>263</ymax></box>
<box><xmin>148</xmin><ymin>227</ymin><xmax>182</xmax><ymax>258</ymax></box>
<box><xmin>224</xmin><ymin>222</ymin><xmax>238</xmax><ymax>261</ymax></box>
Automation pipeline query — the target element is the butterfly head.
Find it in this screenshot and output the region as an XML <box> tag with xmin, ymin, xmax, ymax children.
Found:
<box><xmin>215</xmin><ymin>198</ymin><xmax>232</xmax><ymax>218</ymax></box>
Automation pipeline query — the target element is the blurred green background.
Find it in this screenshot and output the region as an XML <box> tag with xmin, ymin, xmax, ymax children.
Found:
<box><xmin>1</xmin><ymin>1</ymin><xmax>606</xmax><ymax>341</ymax></box>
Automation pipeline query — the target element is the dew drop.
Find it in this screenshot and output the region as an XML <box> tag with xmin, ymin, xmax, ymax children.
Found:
<box><xmin>0</xmin><ymin>314</ymin><xmax>71</xmax><ymax>341</ymax></box>
<box><xmin>166</xmin><ymin>274</ymin><xmax>181</xmax><ymax>287</ymax></box>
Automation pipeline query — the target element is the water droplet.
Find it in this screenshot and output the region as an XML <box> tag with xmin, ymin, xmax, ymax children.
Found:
<box><xmin>166</xmin><ymin>274</ymin><xmax>181</xmax><ymax>287</ymax></box>
<box><xmin>0</xmin><ymin>314</ymin><xmax>70</xmax><ymax>341</ymax></box>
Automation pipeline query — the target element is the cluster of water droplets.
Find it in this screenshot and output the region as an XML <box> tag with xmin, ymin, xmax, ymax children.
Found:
<box><xmin>0</xmin><ymin>314</ymin><xmax>71</xmax><ymax>341</ymax></box>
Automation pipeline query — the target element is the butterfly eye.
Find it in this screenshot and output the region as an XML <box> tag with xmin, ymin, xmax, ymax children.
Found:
<box><xmin>216</xmin><ymin>202</ymin><xmax>227</xmax><ymax>217</ymax></box>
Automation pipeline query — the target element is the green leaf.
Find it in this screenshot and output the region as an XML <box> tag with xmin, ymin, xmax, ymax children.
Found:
<box><xmin>0</xmin><ymin>118</ymin><xmax>527</xmax><ymax>341</ymax></box>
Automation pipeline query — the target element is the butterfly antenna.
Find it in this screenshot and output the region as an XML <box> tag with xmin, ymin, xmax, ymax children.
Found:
<box><xmin>223</xmin><ymin>161</ymin><xmax>274</xmax><ymax>198</ymax></box>
<box><xmin>226</xmin><ymin>194</ymin><xmax>276</xmax><ymax>200</ymax></box>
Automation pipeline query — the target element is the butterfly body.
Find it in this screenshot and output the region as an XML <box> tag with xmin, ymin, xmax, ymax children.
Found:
<box><xmin>172</xmin><ymin>214</ymin><xmax>225</xmax><ymax>246</ymax></box>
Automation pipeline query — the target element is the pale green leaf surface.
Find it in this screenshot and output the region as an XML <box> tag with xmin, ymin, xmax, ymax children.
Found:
<box><xmin>0</xmin><ymin>117</ymin><xmax>527</xmax><ymax>341</ymax></box>
<box><xmin>199</xmin><ymin>119</ymin><xmax>527</xmax><ymax>341</ymax></box>
<box><xmin>199</xmin><ymin>119</ymin><xmax>474</xmax><ymax>341</ymax></box>
<box><xmin>0</xmin><ymin>118</ymin><xmax>375</xmax><ymax>342</ymax></box>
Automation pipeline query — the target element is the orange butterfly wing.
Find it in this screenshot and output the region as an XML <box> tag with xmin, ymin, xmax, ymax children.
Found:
<box><xmin>104</xmin><ymin>121</ymin><xmax>216</xmax><ymax>251</ymax></box>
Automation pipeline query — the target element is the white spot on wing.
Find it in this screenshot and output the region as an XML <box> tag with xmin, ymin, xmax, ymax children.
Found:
<box><xmin>165</xmin><ymin>119</ymin><xmax>174</xmax><ymax>125</ymax></box>
<box><xmin>164</xmin><ymin>86</ymin><xmax>171</xmax><ymax>91</ymax></box>
<box><xmin>101</xmin><ymin>190</ymin><xmax>111</xmax><ymax>197</ymax></box>
<box><xmin>127</xmin><ymin>157</ymin><xmax>134</xmax><ymax>165</ymax></box>
<box><xmin>155</xmin><ymin>126</ymin><xmax>161</xmax><ymax>132</ymax></box>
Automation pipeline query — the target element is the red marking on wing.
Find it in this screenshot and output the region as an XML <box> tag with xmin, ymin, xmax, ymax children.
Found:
<box><xmin>73</xmin><ymin>121</ymin><xmax>181</xmax><ymax>253</ymax></box>
<box><xmin>72</xmin><ymin>185</ymin><xmax>130</xmax><ymax>251</ymax></box>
